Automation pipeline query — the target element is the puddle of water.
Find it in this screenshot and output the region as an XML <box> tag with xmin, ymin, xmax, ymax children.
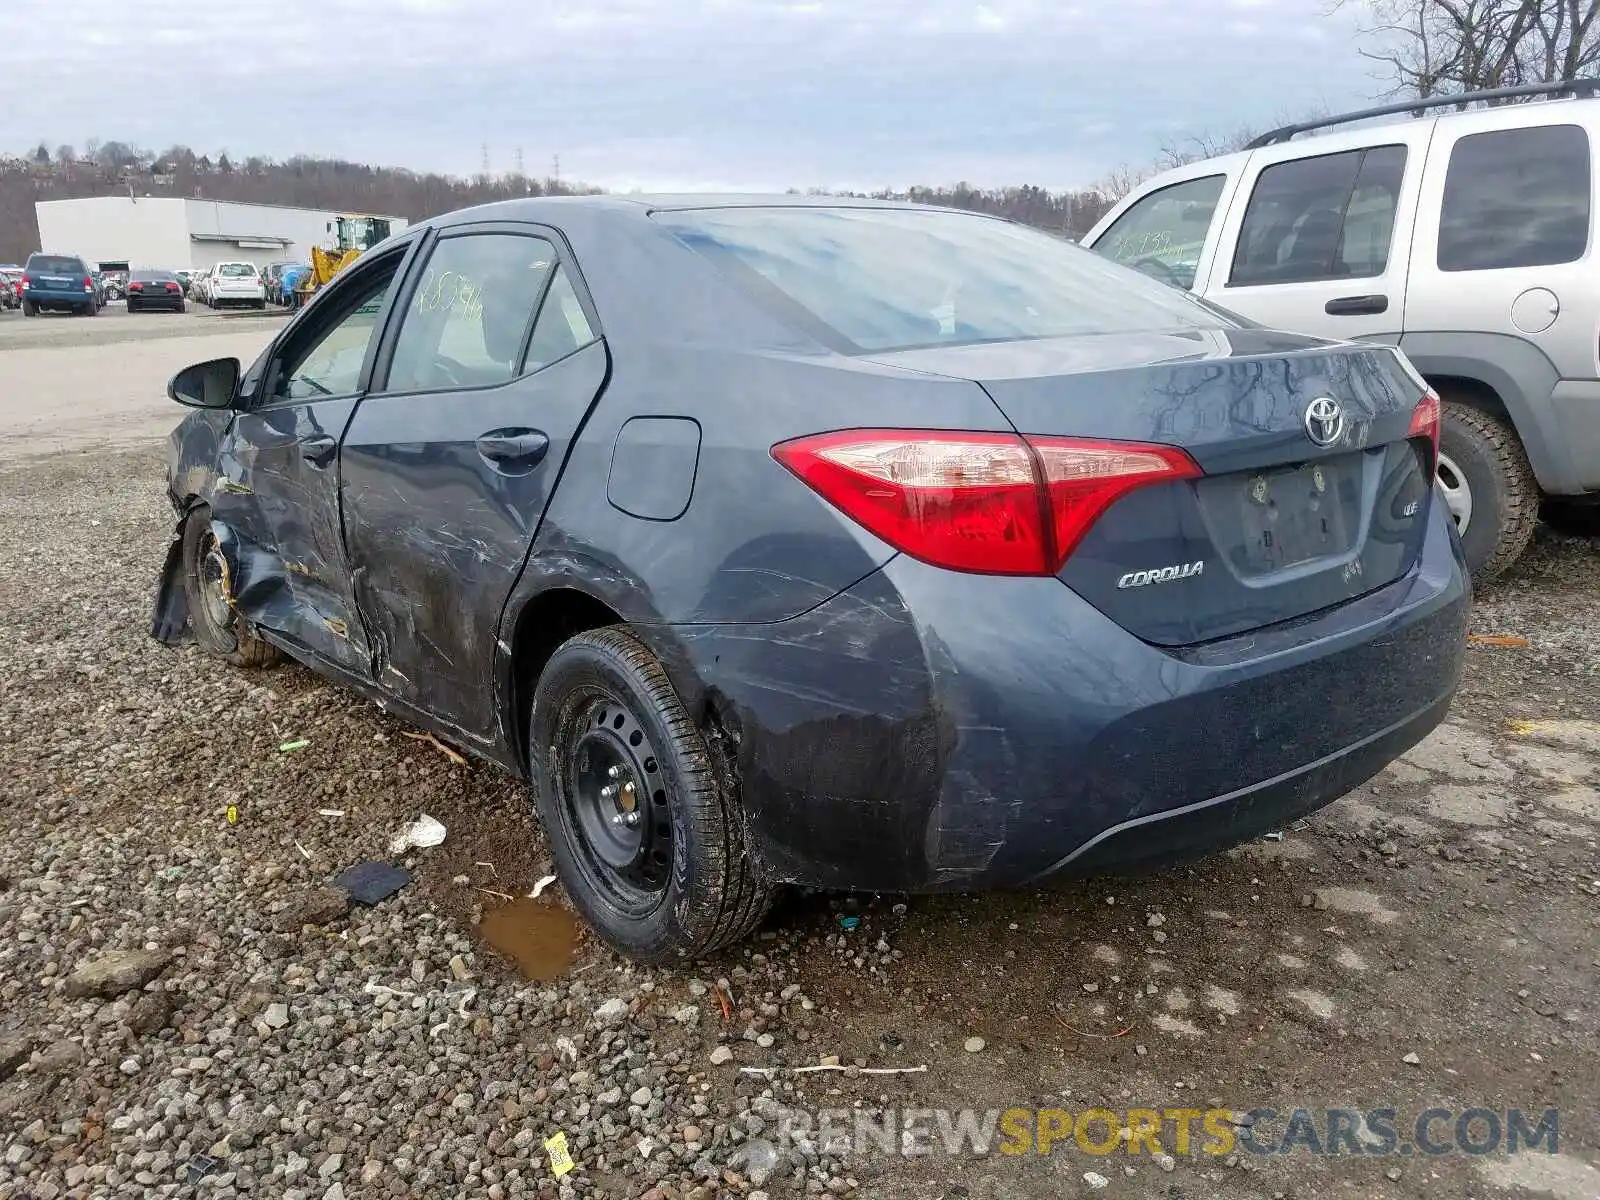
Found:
<box><xmin>478</xmin><ymin>897</ymin><xmax>579</xmax><ymax>980</ymax></box>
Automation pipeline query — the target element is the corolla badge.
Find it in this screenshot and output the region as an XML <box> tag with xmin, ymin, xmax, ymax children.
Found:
<box><xmin>1303</xmin><ymin>396</ymin><xmax>1346</xmax><ymax>447</ymax></box>
<box><xmin>1117</xmin><ymin>561</ymin><xmax>1205</xmax><ymax>589</ymax></box>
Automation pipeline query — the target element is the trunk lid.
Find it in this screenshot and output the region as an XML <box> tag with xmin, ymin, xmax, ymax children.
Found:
<box><xmin>865</xmin><ymin>327</ymin><xmax>1435</xmax><ymax>646</ymax></box>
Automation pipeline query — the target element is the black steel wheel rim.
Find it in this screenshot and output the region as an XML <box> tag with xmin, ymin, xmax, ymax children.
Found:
<box><xmin>192</xmin><ymin>531</ymin><xmax>237</xmax><ymax>645</ymax></box>
<box><xmin>564</xmin><ymin>694</ymin><xmax>673</xmax><ymax>914</ymax></box>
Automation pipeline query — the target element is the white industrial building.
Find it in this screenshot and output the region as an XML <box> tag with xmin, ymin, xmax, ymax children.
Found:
<box><xmin>34</xmin><ymin>197</ymin><xmax>409</xmax><ymax>272</ymax></box>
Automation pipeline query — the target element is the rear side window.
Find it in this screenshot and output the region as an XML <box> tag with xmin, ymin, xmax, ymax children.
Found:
<box><xmin>385</xmin><ymin>233</ymin><xmax>559</xmax><ymax>392</ymax></box>
<box><xmin>1229</xmin><ymin>146</ymin><xmax>1407</xmax><ymax>286</ymax></box>
<box><xmin>1437</xmin><ymin>124</ymin><xmax>1591</xmax><ymax>272</ymax></box>
<box><xmin>27</xmin><ymin>255</ymin><xmax>84</xmax><ymax>274</ymax></box>
<box><xmin>1093</xmin><ymin>175</ymin><xmax>1226</xmax><ymax>290</ymax></box>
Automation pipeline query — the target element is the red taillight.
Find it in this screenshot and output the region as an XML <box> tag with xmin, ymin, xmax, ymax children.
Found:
<box><xmin>83</xmin><ymin>276</ymin><xmax>93</xmax><ymax>289</ymax></box>
<box><xmin>772</xmin><ymin>429</ymin><xmax>1201</xmax><ymax>575</ymax></box>
<box><xmin>165</xmin><ymin>282</ymin><xmax>180</xmax><ymax>292</ymax></box>
<box><xmin>128</xmin><ymin>282</ymin><xmax>144</xmax><ymax>291</ymax></box>
<box><xmin>1408</xmin><ymin>388</ymin><xmax>1442</xmax><ymax>464</ymax></box>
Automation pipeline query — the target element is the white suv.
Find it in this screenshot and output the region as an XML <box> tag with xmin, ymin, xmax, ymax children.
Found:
<box><xmin>1084</xmin><ymin>81</ymin><xmax>1600</xmax><ymax>582</ymax></box>
<box><xmin>207</xmin><ymin>261</ymin><xmax>267</xmax><ymax>310</ymax></box>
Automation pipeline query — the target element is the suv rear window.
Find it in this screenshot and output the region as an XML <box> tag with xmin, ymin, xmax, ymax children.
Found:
<box><xmin>27</xmin><ymin>255</ymin><xmax>84</xmax><ymax>274</ymax></box>
<box><xmin>656</xmin><ymin>207</ymin><xmax>1219</xmax><ymax>353</ymax></box>
<box><xmin>217</xmin><ymin>263</ymin><xmax>258</xmax><ymax>277</ymax></box>
<box><xmin>1437</xmin><ymin>124</ymin><xmax>1591</xmax><ymax>272</ymax></box>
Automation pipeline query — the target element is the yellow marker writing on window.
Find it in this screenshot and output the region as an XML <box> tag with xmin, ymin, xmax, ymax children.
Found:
<box><xmin>544</xmin><ymin>1131</ymin><xmax>575</xmax><ymax>1177</ymax></box>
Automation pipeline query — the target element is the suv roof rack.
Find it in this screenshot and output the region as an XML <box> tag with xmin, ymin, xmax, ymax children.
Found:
<box><xmin>1244</xmin><ymin>79</ymin><xmax>1600</xmax><ymax>148</ymax></box>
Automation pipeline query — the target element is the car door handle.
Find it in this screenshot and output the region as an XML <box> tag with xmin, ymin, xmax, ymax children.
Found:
<box><xmin>1324</xmin><ymin>294</ymin><xmax>1388</xmax><ymax>316</ymax></box>
<box><xmin>476</xmin><ymin>429</ymin><xmax>550</xmax><ymax>467</ymax></box>
<box><xmin>300</xmin><ymin>434</ymin><xmax>338</xmax><ymax>466</ymax></box>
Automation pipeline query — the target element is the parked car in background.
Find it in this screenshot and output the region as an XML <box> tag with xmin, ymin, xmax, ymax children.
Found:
<box><xmin>0</xmin><ymin>268</ymin><xmax>20</xmax><ymax>309</ymax></box>
<box><xmin>1083</xmin><ymin>80</ymin><xmax>1600</xmax><ymax>579</ymax></box>
<box><xmin>174</xmin><ymin>269</ymin><xmax>195</xmax><ymax>292</ymax></box>
<box><xmin>262</xmin><ymin>262</ymin><xmax>296</xmax><ymax>305</ymax></box>
<box><xmin>187</xmin><ymin>269</ymin><xmax>211</xmax><ymax>303</ymax></box>
<box><xmin>21</xmin><ymin>253</ymin><xmax>100</xmax><ymax>316</ymax></box>
<box><xmin>150</xmin><ymin>196</ymin><xmax>1468</xmax><ymax>962</ymax></box>
<box><xmin>207</xmin><ymin>262</ymin><xmax>266</xmax><ymax>309</ymax></box>
<box><xmin>126</xmin><ymin>269</ymin><xmax>187</xmax><ymax>313</ymax></box>
<box><xmin>100</xmin><ymin>270</ymin><xmax>129</xmax><ymax>302</ymax></box>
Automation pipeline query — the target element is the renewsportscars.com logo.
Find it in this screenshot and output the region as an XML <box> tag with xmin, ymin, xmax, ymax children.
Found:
<box><xmin>768</xmin><ymin>1105</ymin><xmax>1561</xmax><ymax>1160</ymax></box>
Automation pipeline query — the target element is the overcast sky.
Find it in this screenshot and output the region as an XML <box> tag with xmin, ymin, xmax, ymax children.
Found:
<box><xmin>0</xmin><ymin>0</ymin><xmax>1384</xmax><ymax>191</ymax></box>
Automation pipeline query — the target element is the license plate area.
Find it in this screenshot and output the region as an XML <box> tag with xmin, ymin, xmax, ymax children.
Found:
<box><xmin>1198</xmin><ymin>452</ymin><xmax>1366</xmax><ymax>577</ymax></box>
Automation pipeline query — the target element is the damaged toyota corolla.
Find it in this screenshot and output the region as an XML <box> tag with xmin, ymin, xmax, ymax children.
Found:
<box><xmin>151</xmin><ymin>196</ymin><xmax>1470</xmax><ymax>963</ymax></box>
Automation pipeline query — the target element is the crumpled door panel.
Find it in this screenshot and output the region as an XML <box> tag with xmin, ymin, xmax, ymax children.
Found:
<box><xmin>208</xmin><ymin>400</ymin><xmax>371</xmax><ymax>675</ymax></box>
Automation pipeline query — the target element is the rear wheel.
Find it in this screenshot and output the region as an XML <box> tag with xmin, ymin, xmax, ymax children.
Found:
<box><xmin>1437</xmin><ymin>401</ymin><xmax>1538</xmax><ymax>586</ymax></box>
<box><xmin>21</xmin><ymin>300</ymin><xmax>34</xmax><ymax>317</ymax></box>
<box><xmin>180</xmin><ymin>511</ymin><xmax>281</xmax><ymax>669</ymax></box>
<box><xmin>530</xmin><ymin>627</ymin><xmax>771</xmax><ymax>963</ymax></box>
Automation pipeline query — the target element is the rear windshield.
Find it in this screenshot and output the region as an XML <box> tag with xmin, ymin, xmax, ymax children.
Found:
<box><xmin>132</xmin><ymin>271</ymin><xmax>177</xmax><ymax>282</ymax></box>
<box><xmin>217</xmin><ymin>263</ymin><xmax>257</xmax><ymax>277</ymax></box>
<box><xmin>27</xmin><ymin>255</ymin><xmax>84</xmax><ymax>274</ymax></box>
<box><xmin>654</xmin><ymin>206</ymin><xmax>1220</xmax><ymax>353</ymax></box>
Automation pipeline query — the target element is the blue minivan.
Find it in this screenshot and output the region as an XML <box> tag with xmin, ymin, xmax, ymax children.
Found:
<box><xmin>22</xmin><ymin>253</ymin><xmax>101</xmax><ymax>316</ymax></box>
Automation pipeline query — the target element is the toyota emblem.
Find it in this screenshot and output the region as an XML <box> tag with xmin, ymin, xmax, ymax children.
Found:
<box><xmin>1303</xmin><ymin>396</ymin><xmax>1345</xmax><ymax>447</ymax></box>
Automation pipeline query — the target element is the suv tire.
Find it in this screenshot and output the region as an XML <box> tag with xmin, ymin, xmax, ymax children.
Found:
<box><xmin>1437</xmin><ymin>400</ymin><xmax>1538</xmax><ymax>586</ymax></box>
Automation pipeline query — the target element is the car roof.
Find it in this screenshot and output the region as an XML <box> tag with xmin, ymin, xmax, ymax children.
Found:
<box><xmin>424</xmin><ymin>192</ymin><xmax>989</xmax><ymax>233</ymax></box>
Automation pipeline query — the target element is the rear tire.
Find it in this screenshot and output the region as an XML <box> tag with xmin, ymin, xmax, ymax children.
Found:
<box><xmin>21</xmin><ymin>300</ymin><xmax>34</xmax><ymax>317</ymax></box>
<box><xmin>1437</xmin><ymin>401</ymin><xmax>1538</xmax><ymax>586</ymax></box>
<box><xmin>180</xmin><ymin>511</ymin><xmax>282</xmax><ymax>669</ymax></box>
<box><xmin>530</xmin><ymin>627</ymin><xmax>772</xmax><ymax>963</ymax></box>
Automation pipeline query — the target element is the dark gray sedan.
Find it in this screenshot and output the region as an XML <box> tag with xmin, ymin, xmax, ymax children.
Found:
<box><xmin>151</xmin><ymin>196</ymin><xmax>1469</xmax><ymax>962</ymax></box>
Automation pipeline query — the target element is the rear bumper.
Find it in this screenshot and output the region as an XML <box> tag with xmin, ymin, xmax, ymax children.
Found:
<box><xmin>654</xmin><ymin>505</ymin><xmax>1469</xmax><ymax>893</ymax></box>
<box><xmin>24</xmin><ymin>288</ymin><xmax>94</xmax><ymax>305</ymax></box>
<box><xmin>1547</xmin><ymin>379</ymin><xmax>1600</xmax><ymax>494</ymax></box>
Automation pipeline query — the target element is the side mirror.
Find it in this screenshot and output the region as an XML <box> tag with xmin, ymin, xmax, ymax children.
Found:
<box><xmin>168</xmin><ymin>357</ymin><xmax>241</xmax><ymax>409</ymax></box>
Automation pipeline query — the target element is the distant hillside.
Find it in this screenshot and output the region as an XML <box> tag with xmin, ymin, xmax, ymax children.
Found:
<box><xmin>0</xmin><ymin>140</ymin><xmax>1119</xmax><ymax>263</ymax></box>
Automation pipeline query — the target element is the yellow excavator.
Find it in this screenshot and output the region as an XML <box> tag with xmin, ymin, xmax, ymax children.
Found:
<box><xmin>293</xmin><ymin>215</ymin><xmax>394</xmax><ymax>308</ymax></box>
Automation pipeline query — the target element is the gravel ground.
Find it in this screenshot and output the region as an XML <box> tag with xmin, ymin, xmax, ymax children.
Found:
<box><xmin>0</xmin><ymin>327</ymin><xmax>1597</xmax><ymax>1199</ymax></box>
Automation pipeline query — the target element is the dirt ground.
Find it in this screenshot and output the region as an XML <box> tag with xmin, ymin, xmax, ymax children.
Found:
<box><xmin>0</xmin><ymin>316</ymin><xmax>1595</xmax><ymax>1200</ymax></box>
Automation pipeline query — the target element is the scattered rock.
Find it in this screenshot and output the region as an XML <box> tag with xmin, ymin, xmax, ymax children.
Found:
<box><xmin>277</xmin><ymin>886</ymin><xmax>351</xmax><ymax>930</ymax></box>
<box><xmin>1084</xmin><ymin>1171</ymin><xmax>1110</xmax><ymax>1189</ymax></box>
<box><xmin>709</xmin><ymin>1046</ymin><xmax>734</xmax><ymax>1065</ymax></box>
<box><xmin>964</xmin><ymin>1036</ymin><xmax>986</xmax><ymax>1053</ymax></box>
<box><xmin>594</xmin><ymin>997</ymin><xmax>630</xmax><ymax>1024</ymax></box>
<box><xmin>262</xmin><ymin>1002</ymin><xmax>290</xmax><ymax>1030</ymax></box>
<box><xmin>728</xmin><ymin>1139</ymin><xmax>782</xmax><ymax>1187</ymax></box>
<box><xmin>63</xmin><ymin>948</ymin><xmax>173</xmax><ymax>999</ymax></box>
<box><xmin>28</xmin><ymin>1041</ymin><xmax>83</xmax><ymax>1075</ymax></box>
<box><xmin>128</xmin><ymin>990</ymin><xmax>178</xmax><ymax>1036</ymax></box>
<box><xmin>0</xmin><ymin>1033</ymin><xmax>31</xmax><ymax>1081</ymax></box>
<box><xmin>1402</xmin><ymin>1051</ymin><xmax>1421</xmax><ymax>1065</ymax></box>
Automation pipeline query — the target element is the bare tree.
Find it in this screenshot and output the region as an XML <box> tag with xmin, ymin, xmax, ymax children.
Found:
<box><xmin>1337</xmin><ymin>0</ymin><xmax>1600</xmax><ymax>97</ymax></box>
